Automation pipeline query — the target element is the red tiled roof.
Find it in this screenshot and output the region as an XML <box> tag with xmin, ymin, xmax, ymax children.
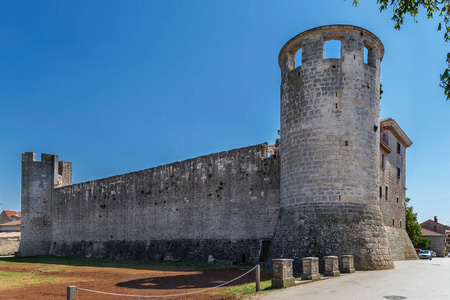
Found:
<box><xmin>2</xmin><ymin>210</ymin><xmax>21</xmax><ymax>218</ymax></box>
<box><xmin>421</xmin><ymin>228</ymin><xmax>445</xmax><ymax>237</ymax></box>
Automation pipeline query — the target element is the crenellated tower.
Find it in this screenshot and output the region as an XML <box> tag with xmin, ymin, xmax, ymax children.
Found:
<box><xmin>19</xmin><ymin>152</ymin><xmax>71</xmax><ymax>256</ymax></box>
<box><xmin>270</xmin><ymin>25</ymin><xmax>393</xmax><ymax>271</ymax></box>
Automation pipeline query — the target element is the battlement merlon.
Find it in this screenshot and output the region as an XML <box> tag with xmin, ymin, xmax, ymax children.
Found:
<box><xmin>22</xmin><ymin>152</ymin><xmax>72</xmax><ymax>188</ymax></box>
<box><xmin>278</xmin><ymin>24</ymin><xmax>384</xmax><ymax>75</ymax></box>
<box><xmin>22</xmin><ymin>152</ymin><xmax>58</xmax><ymax>164</ymax></box>
<box><xmin>57</xmin><ymin>161</ymin><xmax>72</xmax><ymax>187</ymax></box>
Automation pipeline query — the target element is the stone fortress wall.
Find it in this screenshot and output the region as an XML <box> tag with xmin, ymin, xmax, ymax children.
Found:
<box><xmin>19</xmin><ymin>25</ymin><xmax>416</xmax><ymax>272</ymax></box>
<box><xmin>21</xmin><ymin>144</ymin><xmax>280</xmax><ymax>264</ymax></box>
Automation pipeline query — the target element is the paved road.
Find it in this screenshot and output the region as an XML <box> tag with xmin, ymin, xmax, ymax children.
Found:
<box><xmin>253</xmin><ymin>258</ymin><xmax>450</xmax><ymax>300</ymax></box>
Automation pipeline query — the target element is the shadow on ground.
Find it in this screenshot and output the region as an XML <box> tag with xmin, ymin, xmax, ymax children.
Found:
<box><xmin>116</xmin><ymin>269</ymin><xmax>271</xmax><ymax>290</ymax></box>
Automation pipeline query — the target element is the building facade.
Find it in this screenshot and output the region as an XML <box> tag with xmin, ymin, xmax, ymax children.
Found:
<box><xmin>0</xmin><ymin>210</ymin><xmax>21</xmax><ymax>224</ymax></box>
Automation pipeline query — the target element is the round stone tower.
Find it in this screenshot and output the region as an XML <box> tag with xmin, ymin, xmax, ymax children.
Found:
<box><xmin>271</xmin><ymin>25</ymin><xmax>393</xmax><ymax>271</ymax></box>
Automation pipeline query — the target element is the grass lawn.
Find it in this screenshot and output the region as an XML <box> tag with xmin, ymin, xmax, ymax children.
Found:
<box><xmin>0</xmin><ymin>270</ymin><xmax>64</xmax><ymax>292</ymax></box>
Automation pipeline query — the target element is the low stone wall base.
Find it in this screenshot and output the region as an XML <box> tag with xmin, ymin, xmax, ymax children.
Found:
<box><xmin>342</xmin><ymin>268</ymin><xmax>355</xmax><ymax>273</ymax></box>
<box><xmin>269</xmin><ymin>203</ymin><xmax>394</xmax><ymax>272</ymax></box>
<box><xmin>272</xmin><ymin>277</ymin><xmax>295</xmax><ymax>288</ymax></box>
<box><xmin>302</xmin><ymin>273</ymin><xmax>321</xmax><ymax>281</ymax></box>
<box><xmin>385</xmin><ymin>226</ymin><xmax>419</xmax><ymax>260</ymax></box>
<box><xmin>324</xmin><ymin>270</ymin><xmax>340</xmax><ymax>277</ymax></box>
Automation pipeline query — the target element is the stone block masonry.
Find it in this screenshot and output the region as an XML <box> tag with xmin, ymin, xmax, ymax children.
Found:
<box><xmin>342</xmin><ymin>255</ymin><xmax>356</xmax><ymax>273</ymax></box>
<box><xmin>19</xmin><ymin>25</ymin><xmax>416</xmax><ymax>269</ymax></box>
<box><xmin>271</xmin><ymin>25</ymin><xmax>395</xmax><ymax>271</ymax></box>
<box><xmin>324</xmin><ymin>256</ymin><xmax>340</xmax><ymax>277</ymax></box>
<box><xmin>46</xmin><ymin>143</ymin><xmax>280</xmax><ymax>263</ymax></box>
<box><xmin>272</xmin><ymin>259</ymin><xmax>295</xmax><ymax>288</ymax></box>
<box><xmin>302</xmin><ymin>257</ymin><xmax>320</xmax><ymax>281</ymax></box>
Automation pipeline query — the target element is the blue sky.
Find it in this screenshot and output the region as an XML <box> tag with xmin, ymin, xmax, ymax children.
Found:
<box><xmin>0</xmin><ymin>0</ymin><xmax>448</xmax><ymax>224</ymax></box>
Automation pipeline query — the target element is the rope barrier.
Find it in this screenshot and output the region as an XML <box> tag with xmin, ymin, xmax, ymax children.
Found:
<box><xmin>75</xmin><ymin>265</ymin><xmax>257</xmax><ymax>298</ymax></box>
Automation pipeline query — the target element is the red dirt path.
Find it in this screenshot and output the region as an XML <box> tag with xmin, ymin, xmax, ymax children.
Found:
<box><xmin>0</xmin><ymin>263</ymin><xmax>270</xmax><ymax>299</ymax></box>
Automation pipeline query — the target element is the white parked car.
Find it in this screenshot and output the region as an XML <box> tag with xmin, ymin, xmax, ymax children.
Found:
<box><xmin>418</xmin><ymin>250</ymin><xmax>432</xmax><ymax>260</ymax></box>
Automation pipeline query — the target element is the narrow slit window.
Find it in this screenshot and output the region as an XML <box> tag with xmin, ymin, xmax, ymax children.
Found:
<box><xmin>324</xmin><ymin>39</ymin><xmax>341</xmax><ymax>59</ymax></box>
<box><xmin>385</xmin><ymin>186</ymin><xmax>388</xmax><ymax>200</ymax></box>
<box><xmin>397</xmin><ymin>167</ymin><xmax>401</xmax><ymax>179</ymax></box>
<box><xmin>397</xmin><ymin>142</ymin><xmax>401</xmax><ymax>154</ymax></box>
<box><xmin>379</xmin><ymin>186</ymin><xmax>382</xmax><ymax>198</ymax></box>
<box><xmin>392</xmin><ymin>219</ymin><xmax>395</xmax><ymax>226</ymax></box>
<box><xmin>295</xmin><ymin>48</ymin><xmax>302</xmax><ymax>68</ymax></box>
<box><xmin>364</xmin><ymin>47</ymin><xmax>369</xmax><ymax>64</ymax></box>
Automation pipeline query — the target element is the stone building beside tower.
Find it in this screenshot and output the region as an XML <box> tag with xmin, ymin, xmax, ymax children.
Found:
<box><xmin>19</xmin><ymin>25</ymin><xmax>416</xmax><ymax>271</ymax></box>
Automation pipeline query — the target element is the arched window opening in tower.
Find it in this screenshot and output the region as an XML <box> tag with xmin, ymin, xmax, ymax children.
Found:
<box><xmin>323</xmin><ymin>39</ymin><xmax>341</xmax><ymax>59</ymax></box>
<box><xmin>295</xmin><ymin>48</ymin><xmax>302</xmax><ymax>68</ymax></box>
<box><xmin>363</xmin><ymin>41</ymin><xmax>377</xmax><ymax>67</ymax></box>
<box><xmin>364</xmin><ymin>46</ymin><xmax>369</xmax><ymax>64</ymax></box>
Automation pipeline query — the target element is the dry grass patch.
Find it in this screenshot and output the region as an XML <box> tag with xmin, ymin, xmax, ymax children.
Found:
<box><xmin>0</xmin><ymin>270</ymin><xmax>65</xmax><ymax>292</ymax></box>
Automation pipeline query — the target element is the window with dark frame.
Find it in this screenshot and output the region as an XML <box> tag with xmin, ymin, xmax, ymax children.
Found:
<box><xmin>385</xmin><ymin>186</ymin><xmax>388</xmax><ymax>200</ymax></box>
<box><xmin>397</xmin><ymin>142</ymin><xmax>401</xmax><ymax>154</ymax></box>
<box><xmin>379</xmin><ymin>186</ymin><xmax>382</xmax><ymax>198</ymax></box>
<box><xmin>397</xmin><ymin>167</ymin><xmax>401</xmax><ymax>179</ymax></box>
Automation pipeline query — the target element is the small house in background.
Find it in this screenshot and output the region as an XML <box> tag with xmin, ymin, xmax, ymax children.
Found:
<box><xmin>0</xmin><ymin>220</ymin><xmax>21</xmax><ymax>256</ymax></box>
<box><xmin>420</xmin><ymin>216</ymin><xmax>449</xmax><ymax>257</ymax></box>
<box><xmin>0</xmin><ymin>220</ymin><xmax>21</xmax><ymax>233</ymax></box>
<box><xmin>421</xmin><ymin>228</ymin><xmax>446</xmax><ymax>257</ymax></box>
<box><xmin>0</xmin><ymin>210</ymin><xmax>21</xmax><ymax>224</ymax></box>
<box><xmin>421</xmin><ymin>216</ymin><xmax>448</xmax><ymax>235</ymax></box>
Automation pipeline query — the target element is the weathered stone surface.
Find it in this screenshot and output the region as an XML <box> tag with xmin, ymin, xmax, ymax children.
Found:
<box><xmin>324</xmin><ymin>256</ymin><xmax>340</xmax><ymax>277</ymax></box>
<box><xmin>271</xmin><ymin>25</ymin><xmax>394</xmax><ymax>272</ymax></box>
<box><xmin>385</xmin><ymin>226</ymin><xmax>418</xmax><ymax>260</ymax></box>
<box><xmin>272</xmin><ymin>259</ymin><xmax>295</xmax><ymax>288</ymax></box>
<box><xmin>0</xmin><ymin>240</ymin><xmax>20</xmax><ymax>256</ymax></box>
<box><xmin>22</xmin><ymin>144</ymin><xmax>280</xmax><ymax>263</ymax></box>
<box><xmin>342</xmin><ymin>255</ymin><xmax>356</xmax><ymax>273</ymax></box>
<box><xmin>302</xmin><ymin>257</ymin><xmax>321</xmax><ymax>281</ymax></box>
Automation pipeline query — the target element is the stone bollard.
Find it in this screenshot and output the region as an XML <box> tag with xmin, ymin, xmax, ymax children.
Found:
<box><xmin>341</xmin><ymin>255</ymin><xmax>356</xmax><ymax>273</ymax></box>
<box><xmin>323</xmin><ymin>256</ymin><xmax>340</xmax><ymax>277</ymax></box>
<box><xmin>301</xmin><ymin>257</ymin><xmax>320</xmax><ymax>281</ymax></box>
<box><xmin>272</xmin><ymin>259</ymin><xmax>295</xmax><ymax>288</ymax></box>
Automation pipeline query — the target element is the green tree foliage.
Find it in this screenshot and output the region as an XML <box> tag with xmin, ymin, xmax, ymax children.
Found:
<box><xmin>353</xmin><ymin>0</ymin><xmax>450</xmax><ymax>100</ymax></box>
<box><xmin>405</xmin><ymin>197</ymin><xmax>430</xmax><ymax>249</ymax></box>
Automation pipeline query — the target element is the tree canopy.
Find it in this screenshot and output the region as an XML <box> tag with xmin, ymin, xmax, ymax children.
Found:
<box><xmin>353</xmin><ymin>0</ymin><xmax>450</xmax><ymax>100</ymax></box>
<box><xmin>405</xmin><ymin>197</ymin><xmax>430</xmax><ymax>249</ymax></box>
